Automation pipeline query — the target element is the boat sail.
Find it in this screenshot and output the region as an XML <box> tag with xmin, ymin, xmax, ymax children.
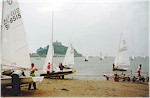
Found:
<box><xmin>131</xmin><ymin>55</ymin><xmax>135</xmax><ymax>60</ymax></box>
<box><xmin>42</xmin><ymin>11</ymin><xmax>59</xmax><ymax>73</ymax></box>
<box><xmin>100</xmin><ymin>51</ymin><xmax>104</xmax><ymax>60</ymax></box>
<box><xmin>113</xmin><ymin>33</ymin><xmax>130</xmax><ymax>71</ymax></box>
<box><xmin>43</xmin><ymin>33</ymin><xmax>54</xmax><ymax>73</ymax></box>
<box><xmin>63</xmin><ymin>40</ymin><xmax>74</xmax><ymax>69</ymax></box>
<box><xmin>85</xmin><ymin>55</ymin><xmax>89</xmax><ymax>61</ymax></box>
<box><xmin>40</xmin><ymin>12</ymin><xmax>75</xmax><ymax>78</ymax></box>
<box><xmin>1</xmin><ymin>0</ymin><xmax>43</xmax><ymax>86</ymax></box>
<box><xmin>1</xmin><ymin>0</ymin><xmax>30</xmax><ymax>70</ymax></box>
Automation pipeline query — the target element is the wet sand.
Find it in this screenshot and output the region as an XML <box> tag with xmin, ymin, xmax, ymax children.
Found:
<box><xmin>1</xmin><ymin>78</ymin><xmax>149</xmax><ymax>97</ymax></box>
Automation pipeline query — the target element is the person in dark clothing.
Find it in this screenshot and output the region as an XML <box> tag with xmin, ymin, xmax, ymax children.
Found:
<box><xmin>11</xmin><ymin>70</ymin><xmax>25</xmax><ymax>96</ymax></box>
<box><xmin>59</xmin><ymin>63</ymin><xmax>64</xmax><ymax>71</ymax></box>
<box><xmin>112</xmin><ymin>63</ymin><xmax>115</xmax><ymax>71</ymax></box>
<box><xmin>59</xmin><ymin>63</ymin><xmax>64</xmax><ymax>79</ymax></box>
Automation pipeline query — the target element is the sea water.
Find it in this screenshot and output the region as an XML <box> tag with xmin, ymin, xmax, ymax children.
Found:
<box><xmin>31</xmin><ymin>57</ymin><xmax>149</xmax><ymax>80</ymax></box>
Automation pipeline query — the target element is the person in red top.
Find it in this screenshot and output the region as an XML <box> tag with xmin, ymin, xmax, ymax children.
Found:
<box><xmin>47</xmin><ymin>62</ymin><xmax>51</xmax><ymax>74</ymax></box>
<box><xmin>137</xmin><ymin>64</ymin><xmax>142</xmax><ymax>77</ymax></box>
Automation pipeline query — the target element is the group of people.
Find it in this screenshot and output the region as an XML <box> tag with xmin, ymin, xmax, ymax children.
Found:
<box><xmin>12</xmin><ymin>62</ymin><xmax>65</xmax><ymax>91</ymax></box>
<box><xmin>2</xmin><ymin>62</ymin><xmax>65</xmax><ymax>90</ymax></box>
<box><xmin>1</xmin><ymin>63</ymin><xmax>38</xmax><ymax>94</ymax></box>
<box><xmin>28</xmin><ymin>62</ymin><xmax>65</xmax><ymax>89</ymax></box>
<box><xmin>46</xmin><ymin>62</ymin><xmax>64</xmax><ymax>74</ymax></box>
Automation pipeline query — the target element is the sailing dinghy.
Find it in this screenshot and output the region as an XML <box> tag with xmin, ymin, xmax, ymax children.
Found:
<box><xmin>1</xmin><ymin>0</ymin><xmax>43</xmax><ymax>87</ymax></box>
<box><xmin>100</xmin><ymin>51</ymin><xmax>104</xmax><ymax>60</ymax></box>
<box><xmin>40</xmin><ymin>12</ymin><xmax>75</xmax><ymax>78</ymax></box>
<box><xmin>85</xmin><ymin>56</ymin><xmax>89</xmax><ymax>61</ymax></box>
<box><xmin>113</xmin><ymin>33</ymin><xmax>130</xmax><ymax>71</ymax></box>
<box><xmin>131</xmin><ymin>55</ymin><xmax>134</xmax><ymax>60</ymax></box>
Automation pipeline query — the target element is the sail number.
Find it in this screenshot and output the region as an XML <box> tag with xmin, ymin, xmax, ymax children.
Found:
<box><xmin>10</xmin><ymin>8</ymin><xmax>21</xmax><ymax>23</ymax></box>
<box><xmin>3</xmin><ymin>8</ymin><xmax>21</xmax><ymax>30</ymax></box>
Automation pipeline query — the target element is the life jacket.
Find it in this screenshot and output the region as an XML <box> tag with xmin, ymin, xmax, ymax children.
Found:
<box><xmin>30</xmin><ymin>73</ymin><xmax>35</xmax><ymax>77</ymax></box>
<box><xmin>47</xmin><ymin>64</ymin><xmax>51</xmax><ymax>71</ymax></box>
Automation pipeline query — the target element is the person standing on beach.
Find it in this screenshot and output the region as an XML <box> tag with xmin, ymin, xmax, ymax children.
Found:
<box><xmin>28</xmin><ymin>63</ymin><xmax>38</xmax><ymax>90</ymax></box>
<box><xmin>47</xmin><ymin>62</ymin><xmax>51</xmax><ymax>74</ymax></box>
<box><xmin>137</xmin><ymin>64</ymin><xmax>142</xmax><ymax>77</ymax></box>
<box><xmin>30</xmin><ymin>63</ymin><xmax>38</xmax><ymax>77</ymax></box>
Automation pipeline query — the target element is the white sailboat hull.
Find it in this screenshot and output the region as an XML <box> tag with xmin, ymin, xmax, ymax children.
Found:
<box><xmin>1</xmin><ymin>76</ymin><xmax>33</xmax><ymax>86</ymax></box>
<box><xmin>1</xmin><ymin>76</ymin><xmax>44</xmax><ymax>86</ymax></box>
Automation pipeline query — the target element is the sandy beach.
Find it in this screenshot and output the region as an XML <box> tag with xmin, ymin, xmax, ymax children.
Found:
<box><xmin>1</xmin><ymin>78</ymin><xmax>149</xmax><ymax>97</ymax></box>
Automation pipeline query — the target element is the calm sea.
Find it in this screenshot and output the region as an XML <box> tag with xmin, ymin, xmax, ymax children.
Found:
<box><xmin>31</xmin><ymin>57</ymin><xmax>149</xmax><ymax>80</ymax></box>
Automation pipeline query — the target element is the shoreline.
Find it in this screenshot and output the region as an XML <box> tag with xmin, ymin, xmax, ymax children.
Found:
<box><xmin>1</xmin><ymin>78</ymin><xmax>149</xmax><ymax>97</ymax></box>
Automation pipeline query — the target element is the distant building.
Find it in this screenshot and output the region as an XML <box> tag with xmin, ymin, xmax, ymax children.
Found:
<box><xmin>54</xmin><ymin>40</ymin><xmax>62</xmax><ymax>46</ymax></box>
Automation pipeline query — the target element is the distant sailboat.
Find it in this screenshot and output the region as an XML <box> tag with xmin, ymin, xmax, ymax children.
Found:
<box><xmin>100</xmin><ymin>52</ymin><xmax>104</xmax><ymax>60</ymax></box>
<box><xmin>113</xmin><ymin>33</ymin><xmax>130</xmax><ymax>71</ymax></box>
<box><xmin>1</xmin><ymin>0</ymin><xmax>43</xmax><ymax>86</ymax></box>
<box><xmin>85</xmin><ymin>55</ymin><xmax>89</xmax><ymax>61</ymax></box>
<box><xmin>131</xmin><ymin>55</ymin><xmax>135</xmax><ymax>60</ymax></box>
<box><xmin>130</xmin><ymin>51</ymin><xmax>135</xmax><ymax>60</ymax></box>
<box><xmin>142</xmin><ymin>56</ymin><xmax>146</xmax><ymax>59</ymax></box>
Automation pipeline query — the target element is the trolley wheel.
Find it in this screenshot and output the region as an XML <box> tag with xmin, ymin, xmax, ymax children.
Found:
<box><xmin>127</xmin><ymin>77</ymin><xmax>130</xmax><ymax>81</ymax></box>
<box><xmin>114</xmin><ymin>76</ymin><xmax>119</xmax><ymax>82</ymax></box>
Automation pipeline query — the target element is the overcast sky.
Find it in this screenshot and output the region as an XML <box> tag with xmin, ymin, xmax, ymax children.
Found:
<box><xmin>0</xmin><ymin>0</ymin><xmax>149</xmax><ymax>56</ymax></box>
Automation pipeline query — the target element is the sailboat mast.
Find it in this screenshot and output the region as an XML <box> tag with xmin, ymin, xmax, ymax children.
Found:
<box><xmin>51</xmin><ymin>11</ymin><xmax>54</xmax><ymax>71</ymax></box>
<box><xmin>1</xmin><ymin>0</ymin><xmax>4</xmax><ymax>33</ymax></box>
<box><xmin>52</xmin><ymin>11</ymin><xmax>54</xmax><ymax>44</ymax></box>
<box><xmin>1</xmin><ymin>0</ymin><xmax>4</xmax><ymax>68</ymax></box>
